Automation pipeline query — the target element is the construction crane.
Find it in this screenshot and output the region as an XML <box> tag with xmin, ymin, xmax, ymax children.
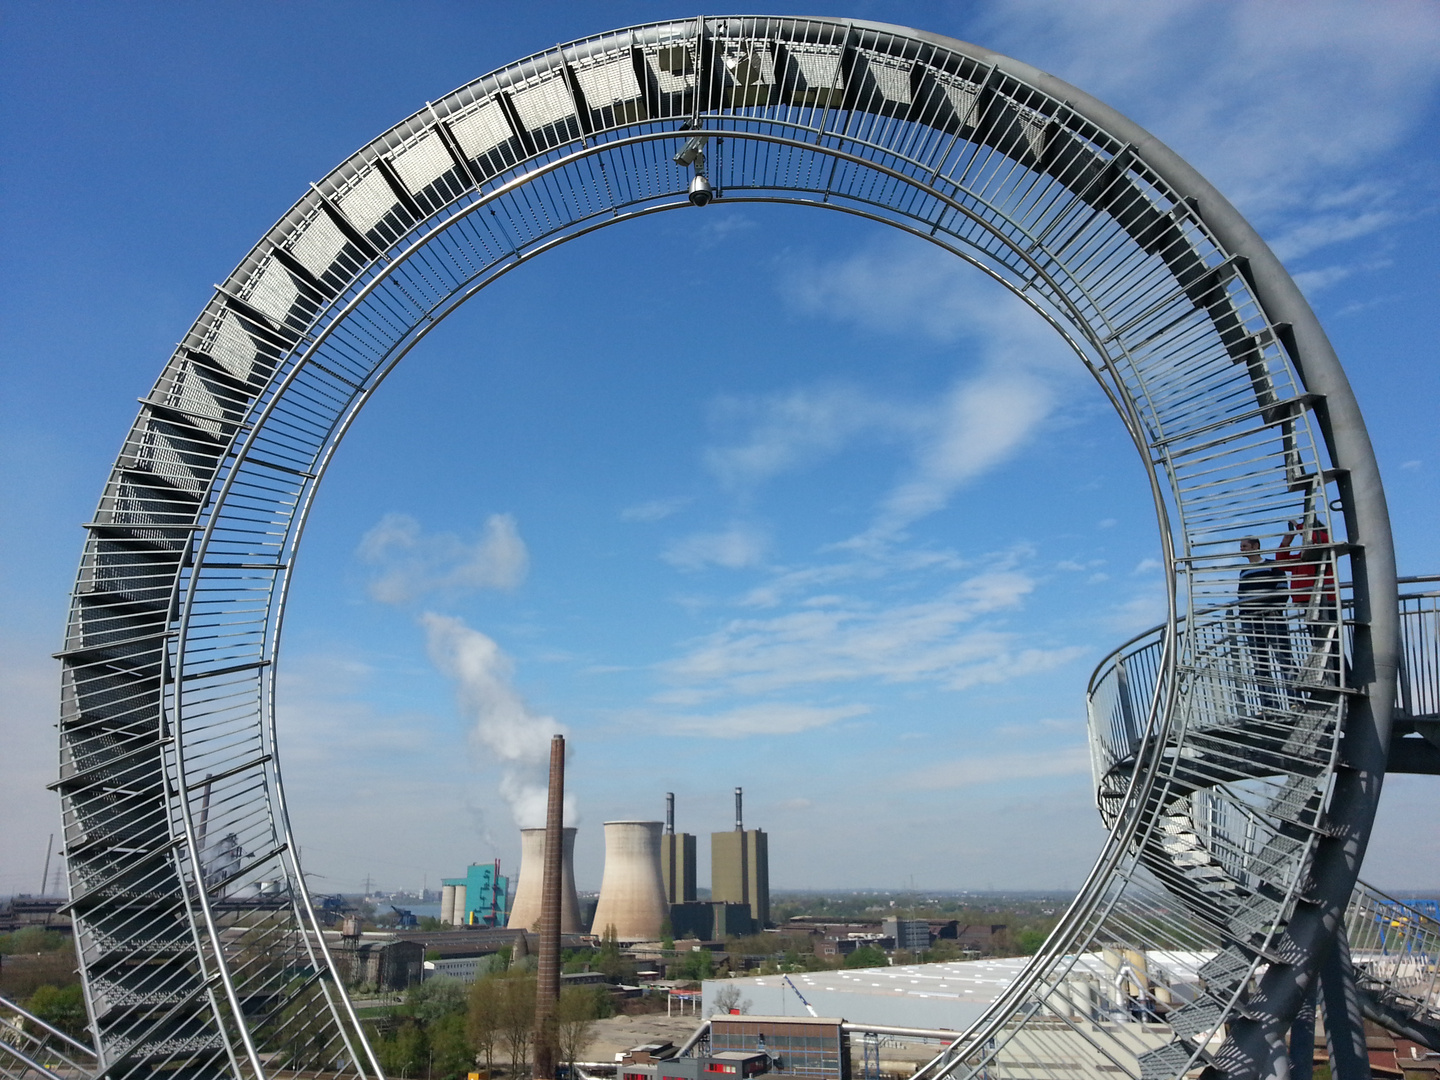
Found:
<box><xmin>782</xmin><ymin>975</ymin><xmax>818</xmax><ymax>1017</ymax></box>
<box><xmin>390</xmin><ymin>905</ymin><xmax>418</xmax><ymax>929</ymax></box>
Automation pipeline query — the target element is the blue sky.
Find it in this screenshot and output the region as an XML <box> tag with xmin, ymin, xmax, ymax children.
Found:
<box><xmin>2</xmin><ymin>2</ymin><xmax>1438</xmax><ymax>898</ymax></box>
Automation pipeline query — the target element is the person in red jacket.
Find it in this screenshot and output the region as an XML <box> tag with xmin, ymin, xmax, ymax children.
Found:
<box><xmin>1278</xmin><ymin>519</ymin><xmax>1339</xmax><ymax>680</ymax></box>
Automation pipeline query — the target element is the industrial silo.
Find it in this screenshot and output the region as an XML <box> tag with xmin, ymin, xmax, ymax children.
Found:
<box><xmin>507</xmin><ymin>826</ymin><xmax>581</xmax><ymax>933</ymax></box>
<box><xmin>590</xmin><ymin>821</ymin><xmax>667</xmax><ymax>942</ymax></box>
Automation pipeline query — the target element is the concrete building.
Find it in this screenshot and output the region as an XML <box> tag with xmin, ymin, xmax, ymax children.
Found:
<box><xmin>441</xmin><ymin>861</ymin><xmax>509</xmax><ymax>927</ymax></box>
<box><xmin>507</xmin><ymin>826</ymin><xmax>582</xmax><ymax>933</ymax></box>
<box><xmin>592</xmin><ymin>820</ymin><xmax>668</xmax><ymax>942</ymax></box>
<box><xmin>621</xmin><ymin>1051</ymin><xmax>769</xmax><ymax>1080</ymax></box>
<box><xmin>423</xmin><ymin>954</ymin><xmax>505</xmax><ymax>983</ymax></box>
<box><xmin>882</xmin><ymin>917</ymin><xmax>932</xmax><ymax>951</ymax></box>
<box><xmin>712</xmin><ymin>1017</ymin><xmax>847</xmax><ymax>1080</ymax></box>
<box><xmin>336</xmin><ymin>938</ymin><xmax>423</xmax><ymax>991</ymax></box>
<box><xmin>669</xmin><ymin>901</ymin><xmax>754</xmax><ymax>941</ymax></box>
<box><xmin>662</xmin><ymin>792</ymin><xmax>698</xmax><ymax>905</ymax></box>
<box><xmin>711</xmin><ymin>788</ymin><xmax>769</xmax><ymax>930</ymax></box>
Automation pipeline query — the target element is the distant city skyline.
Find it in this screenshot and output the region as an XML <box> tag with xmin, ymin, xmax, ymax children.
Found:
<box><xmin>2</xmin><ymin>2</ymin><xmax>1438</xmax><ymax>897</ymax></box>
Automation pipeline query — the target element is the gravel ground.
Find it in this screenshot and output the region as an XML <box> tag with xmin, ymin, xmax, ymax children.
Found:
<box><xmin>583</xmin><ymin>1011</ymin><xmax>710</xmax><ymax>1062</ymax></box>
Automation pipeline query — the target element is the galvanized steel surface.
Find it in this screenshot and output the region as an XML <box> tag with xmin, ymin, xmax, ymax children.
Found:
<box><xmin>57</xmin><ymin>15</ymin><xmax>1397</xmax><ymax>1080</ymax></box>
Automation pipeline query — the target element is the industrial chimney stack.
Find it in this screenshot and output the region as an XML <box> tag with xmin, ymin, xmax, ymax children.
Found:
<box><xmin>661</xmin><ymin>794</ymin><xmax>696</xmax><ymax>905</ymax></box>
<box><xmin>533</xmin><ymin>735</ymin><xmax>565</xmax><ymax>1080</ymax></box>
<box><xmin>711</xmin><ymin>784</ymin><xmax>770</xmax><ymax>931</ymax></box>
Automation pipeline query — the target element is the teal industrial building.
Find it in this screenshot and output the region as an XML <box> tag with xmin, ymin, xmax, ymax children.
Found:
<box><xmin>440</xmin><ymin>862</ymin><xmax>509</xmax><ymax>927</ymax></box>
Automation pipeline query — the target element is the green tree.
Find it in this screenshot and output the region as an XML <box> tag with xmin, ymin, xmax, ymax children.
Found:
<box><xmin>377</xmin><ymin>1020</ymin><xmax>428</xmax><ymax>1079</ymax></box>
<box><xmin>26</xmin><ymin>984</ymin><xmax>87</xmax><ymax>1038</ymax></box>
<box><xmin>410</xmin><ymin>975</ymin><xmax>468</xmax><ymax>1024</ymax></box>
<box><xmin>428</xmin><ymin>1011</ymin><xmax>475</xmax><ymax>1079</ymax></box>
<box><xmin>1014</xmin><ymin>928</ymin><xmax>1047</xmax><ymax>955</ymax></box>
<box><xmin>467</xmin><ymin>976</ymin><xmax>503</xmax><ymax>1072</ymax></box>
<box><xmin>0</xmin><ymin>928</ymin><xmax>67</xmax><ymax>954</ymax></box>
<box><xmin>595</xmin><ymin>925</ymin><xmax>626</xmax><ymax>979</ymax></box>
<box><xmin>674</xmin><ymin>947</ymin><xmax>713</xmax><ymax>981</ymax></box>
<box><xmin>844</xmin><ymin>945</ymin><xmax>888</xmax><ymax>969</ymax></box>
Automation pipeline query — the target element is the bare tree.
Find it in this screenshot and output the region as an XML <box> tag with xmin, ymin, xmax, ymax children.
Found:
<box><xmin>557</xmin><ymin>986</ymin><xmax>599</xmax><ymax>1073</ymax></box>
<box><xmin>712</xmin><ymin>984</ymin><xmax>750</xmax><ymax>1016</ymax></box>
<box><xmin>468</xmin><ymin>976</ymin><xmax>503</xmax><ymax>1072</ymax></box>
<box><xmin>499</xmin><ymin>971</ymin><xmax>536</xmax><ymax>1073</ymax></box>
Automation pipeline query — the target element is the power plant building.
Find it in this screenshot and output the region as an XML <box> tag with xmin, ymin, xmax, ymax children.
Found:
<box><xmin>591</xmin><ymin>821</ymin><xmax>668</xmax><ymax>942</ymax></box>
<box><xmin>670</xmin><ymin>901</ymin><xmax>754</xmax><ymax>941</ymax></box>
<box><xmin>507</xmin><ymin>826</ymin><xmax>582</xmax><ymax>933</ymax></box>
<box><xmin>662</xmin><ymin>792</ymin><xmax>697</xmax><ymax>904</ymax></box>
<box><xmin>440</xmin><ymin>862</ymin><xmax>509</xmax><ymax>927</ymax></box>
<box><xmin>711</xmin><ymin>788</ymin><xmax>769</xmax><ymax>930</ymax></box>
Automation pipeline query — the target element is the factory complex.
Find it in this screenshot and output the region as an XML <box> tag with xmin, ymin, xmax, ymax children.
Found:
<box><xmin>432</xmin><ymin>789</ymin><xmax>773</xmax><ymax>943</ymax></box>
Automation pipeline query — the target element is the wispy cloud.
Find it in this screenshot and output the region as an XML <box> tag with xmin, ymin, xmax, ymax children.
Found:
<box><xmin>621</xmin><ymin>497</ymin><xmax>690</xmax><ymax>523</ymax></box>
<box><xmin>358</xmin><ymin>513</ymin><xmax>528</xmax><ymax>604</ymax></box>
<box><xmin>653</xmin><ymin>701</ymin><xmax>871</xmax><ymax>738</ymax></box>
<box><xmin>972</xmin><ymin>0</ymin><xmax>1440</xmax><ymax>279</ymax></box>
<box><xmin>704</xmin><ymin>384</ymin><xmax>916</xmax><ymax>490</ymax></box>
<box><xmin>421</xmin><ymin>613</ymin><xmax>569</xmax><ymax>828</ymax></box>
<box><xmin>772</xmin><ymin>240</ymin><xmax>1073</xmax><ymax>539</ymax></box>
<box><xmin>660</xmin><ymin>566</ymin><xmax>1083</xmax><ymax>696</ymax></box>
<box><xmin>907</xmin><ymin>745</ymin><xmax>1091</xmax><ymax>791</ymax></box>
<box><xmin>663</xmin><ymin>523</ymin><xmax>769</xmax><ymax>571</ymax></box>
<box><xmin>874</xmin><ymin>372</ymin><xmax>1053</xmax><ymax>537</ymax></box>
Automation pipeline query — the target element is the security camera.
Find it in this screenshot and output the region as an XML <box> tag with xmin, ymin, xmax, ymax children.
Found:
<box><xmin>688</xmin><ymin>175</ymin><xmax>714</xmax><ymax>207</ymax></box>
<box><xmin>673</xmin><ymin>135</ymin><xmax>708</xmax><ymax>167</ymax></box>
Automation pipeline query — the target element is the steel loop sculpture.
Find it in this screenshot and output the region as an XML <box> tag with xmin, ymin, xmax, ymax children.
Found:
<box><xmin>57</xmin><ymin>17</ymin><xmax>1399</xmax><ymax>1080</ymax></box>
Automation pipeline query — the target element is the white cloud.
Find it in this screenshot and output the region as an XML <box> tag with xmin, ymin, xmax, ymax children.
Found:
<box><xmin>658</xmin><ymin>702</ymin><xmax>871</xmax><ymax>738</ymax></box>
<box><xmin>704</xmin><ymin>384</ymin><xmax>916</xmax><ymax>490</ymax></box>
<box><xmin>660</xmin><ymin>567</ymin><xmax>1082</xmax><ymax>696</ymax></box>
<box><xmin>621</xmin><ymin>497</ymin><xmax>690</xmax><ymax>522</ymax></box>
<box><xmin>358</xmin><ymin>512</ymin><xmax>528</xmax><ymax>604</ymax></box>
<box><xmin>973</xmin><ymin>0</ymin><xmax>1440</xmax><ymax>239</ymax></box>
<box><xmin>663</xmin><ymin>524</ymin><xmax>769</xmax><ymax>571</ymax></box>
<box><xmin>768</xmin><ymin>240</ymin><xmax>1074</xmax><ymax>538</ymax></box>
<box><xmin>421</xmin><ymin>613</ymin><xmax>569</xmax><ymax>828</ymax></box>
<box><xmin>874</xmin><ymin>372</ymin><xmax>1053</xmax><ymax>536</ymax></box>
<box><xmin>1292</xmin><ymin>266</ymin><xmax>1355</xmax><ymax>296</ymax></box>
<box><xmin>906</xmin><ymin>745</ymin><xmax>1092</xmax><ymax>791</ymax></box>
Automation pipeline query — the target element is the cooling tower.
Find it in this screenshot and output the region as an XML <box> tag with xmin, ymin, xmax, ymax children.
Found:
<box><xmin>590</xmin><ymin>821</ymin><xmax>667</xmax><ymax>942</ymax></box>
<box><xmin>507</xmin><ymin>827</ymin><xmax>581</xmax><ymax>933</ymax></box>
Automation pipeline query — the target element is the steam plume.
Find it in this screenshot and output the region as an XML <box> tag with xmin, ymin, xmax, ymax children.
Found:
<box><xmin>421</xmin><ymin>613</ymin><xmax>571</xmax><ymax>828</ymax></box>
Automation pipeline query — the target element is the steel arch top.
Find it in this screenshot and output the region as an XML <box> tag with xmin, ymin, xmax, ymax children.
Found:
<box><xmin>59</xmin><ymin>16</ymin><xmax>1397</xmax><ymax>1080</ymax></box>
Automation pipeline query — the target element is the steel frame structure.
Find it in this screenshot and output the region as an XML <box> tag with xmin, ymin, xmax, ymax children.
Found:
<box><xmin>1087</xmin><ymin>579</ymin><xmax>1440</xmax><ymax>1061</ymax></box>
<box><xmin>57</xmin><ymin>17</ymin><xmax>1397</xmax><ymax>1080</ymax></box>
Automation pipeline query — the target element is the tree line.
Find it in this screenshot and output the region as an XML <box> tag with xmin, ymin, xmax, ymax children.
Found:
<box><xmin>372</xmin><ymin>967</ymin><xmax>610</xmax><ymax>1080</ymax></box>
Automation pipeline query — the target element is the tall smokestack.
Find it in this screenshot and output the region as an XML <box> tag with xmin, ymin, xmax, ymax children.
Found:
<box><xmin>735</xmin><ymin>786</ymin><xmax>743</xmax><ymax>831</ymax></box>
<box><xmin>666</xmin><ymin>793</ymin><xmax>675</xmax><ymax>835</ymax></box>
<box><xmin>534</xmin><ymin>734</ymin><xmax>564</xmax><ymax>1080</ymax></box>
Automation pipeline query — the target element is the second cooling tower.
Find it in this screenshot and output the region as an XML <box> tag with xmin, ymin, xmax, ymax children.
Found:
<box><xmin>590</xmin><ymin>821</ymin><xmax>667</xmax><ymax>942</ymax></box>
<box><xmin>506</xmin><ymin>826</ymin><xmax>582</xmax><ymax>933</ymax></box>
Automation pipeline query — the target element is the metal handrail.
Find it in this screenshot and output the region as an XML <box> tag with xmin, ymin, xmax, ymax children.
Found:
<box><xmin>0</xmin><ymin>992</ymin><xmax>98</xmax><ymax>1078</ymax></box>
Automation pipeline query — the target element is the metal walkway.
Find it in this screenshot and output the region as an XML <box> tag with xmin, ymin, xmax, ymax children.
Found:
<box><xmin>1087</xmin><ymin>576</ymin><xmax>1440</xmax><ymax>1051</ymax></box>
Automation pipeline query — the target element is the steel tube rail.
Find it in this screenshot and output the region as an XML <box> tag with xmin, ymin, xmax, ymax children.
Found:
<box><xmin>57</xmin><ymin>16</ymin><xmax>1396</xmax><ymax>1080</ymax></box>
